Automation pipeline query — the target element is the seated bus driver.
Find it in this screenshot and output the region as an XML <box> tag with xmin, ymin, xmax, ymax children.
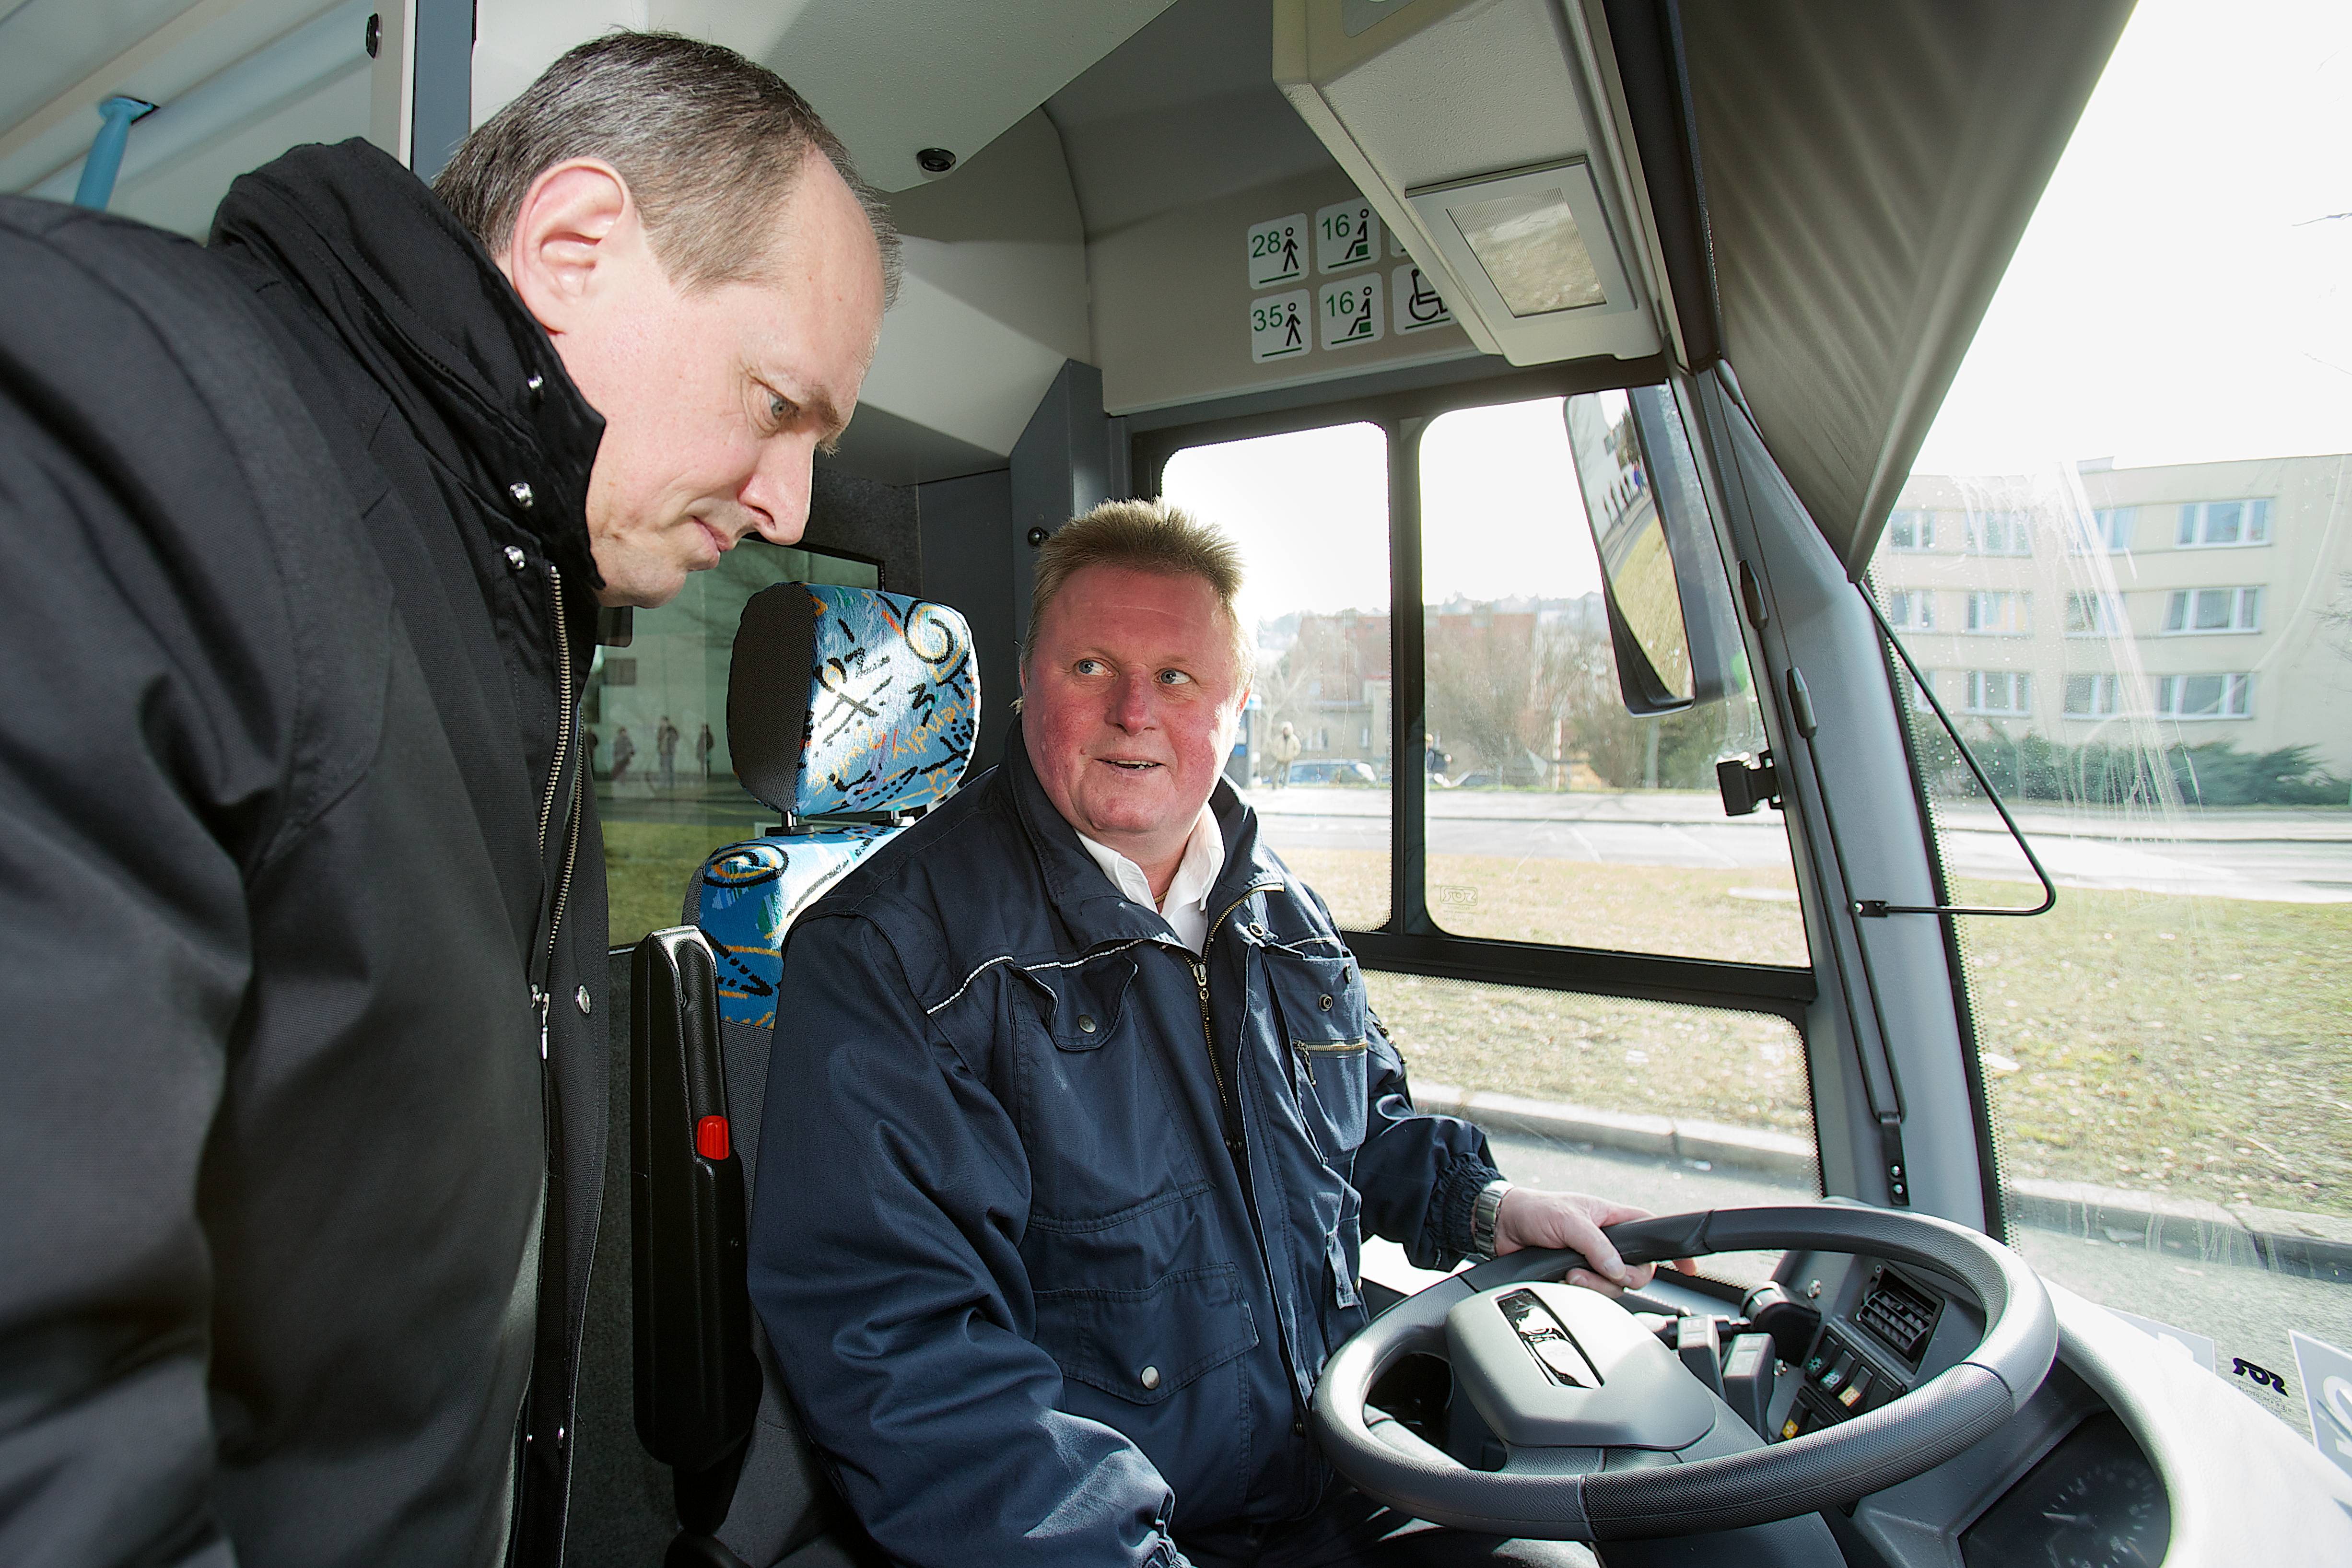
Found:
<box><xmin>754</xmin><ymin>502</ymin><xmax>1673</xmax><ymax>1566</ymax></box>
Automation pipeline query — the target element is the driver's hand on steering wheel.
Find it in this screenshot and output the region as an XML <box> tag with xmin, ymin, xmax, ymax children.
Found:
<box><xmin>1492</xmin><ymin>1189</ymin><xmax>1699</xmax><ymax>1296</ymax></box>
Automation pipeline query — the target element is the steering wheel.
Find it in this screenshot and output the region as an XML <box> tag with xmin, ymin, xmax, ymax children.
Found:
<box><xmin>1311</xmin><ymin>1204</ymin><xmax>2055</xmax><ymax>1541</ymax></box>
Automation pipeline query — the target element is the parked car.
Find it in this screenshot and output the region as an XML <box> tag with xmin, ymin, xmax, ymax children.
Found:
<box><xmin>1281</xmin><ymin>759</ymin><xmax>1380</xmax><ymax>786</ymax></box>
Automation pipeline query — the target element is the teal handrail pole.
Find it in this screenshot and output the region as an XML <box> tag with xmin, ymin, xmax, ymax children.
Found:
<box><xmin>72</xmin><ymin>96</ymin><xmax>158</xmax><ymax>211</ymax></box>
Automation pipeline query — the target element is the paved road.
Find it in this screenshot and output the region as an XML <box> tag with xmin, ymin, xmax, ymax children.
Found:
<box><xmin>1364</xmin><ymin>1132</ymin><xmax>2350</xmax><ymax>1444</ymax></box>
<box><xmin>1245</xmin><ymin>788</ymin><xmax>2352</xmax><ymax>902</ymax></box>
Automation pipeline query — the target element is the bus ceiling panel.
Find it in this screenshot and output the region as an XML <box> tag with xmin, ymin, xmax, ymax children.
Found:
<box><xmin>581</xmin><ymin>0</ymin><xmax>1184</xmax><ymax>194</ymax></box>
<box><xmin>1041</xmin><ymin>0</ymin><xmax>1333</xmax><ymax>243</ymax></box>
<box><xmin>848</xmin><ymin>267</ymin><xmax>1072</xmax><ymax>473</ymax></box>
<box><xmin>885</xmin><ymin>111</ymin><xmax>1093</xmax><ymax>371</ymax></box>
<box><xmin>1272</xmin><ymin>0</ymin><xmax>1667</xmax><ymax>370</ymax></box>
<box><xmin>826</xmin><ymin>108</ymin><xmax>1100</xmax><ymax>485</ymax></box>
<box><xmin>1680</xmin><ymin>0</ymin><xmax>2132</xmax><ymax>579</ymax></box>
<box><xmin>0</xmin><ymin>0</ymin><xmax>341</xmax><ymax>196</ymax></box>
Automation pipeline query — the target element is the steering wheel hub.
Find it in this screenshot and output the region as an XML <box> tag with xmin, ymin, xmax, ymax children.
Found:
<box><xmin>1450</xmin><ymin>1282</ymin><xmax>1714</xmax><ymax>1451</ymax></box>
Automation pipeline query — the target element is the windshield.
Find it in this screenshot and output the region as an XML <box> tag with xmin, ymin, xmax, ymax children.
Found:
<box><xmin>1873</xmin><ymin>0</ymin><xmax>2351</xmax><ymax>1447</ymax></box>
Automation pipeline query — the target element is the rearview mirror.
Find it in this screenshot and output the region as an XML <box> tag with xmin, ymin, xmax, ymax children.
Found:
<box><xmin>1563</xmin><ymin>386</ymin><xmax>1737</xmax><ymax>717</ymax></box>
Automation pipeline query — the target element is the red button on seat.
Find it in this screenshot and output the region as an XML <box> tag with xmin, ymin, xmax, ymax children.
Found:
<box><xmin>695</xmin><ymin>1115</ymin><xmax>731</xmax><ymax>1161</ymax></box>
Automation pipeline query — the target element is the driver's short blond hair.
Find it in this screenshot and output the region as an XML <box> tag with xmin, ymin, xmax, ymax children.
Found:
<box><xmin>1024</xmin><ymin>500</ymin><xmax>1253</xmax><ymax>679</ymax></box>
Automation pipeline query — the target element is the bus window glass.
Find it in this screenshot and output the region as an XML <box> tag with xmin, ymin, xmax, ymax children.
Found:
<box><xmin>1417</xmin><ymin>395</ymin><xmax>1806</xmax><ymax>964</ymax></box>
<box><xmin>596</xmin><ymin>542</ymin><xmax>879</xmax><ymax>947</ymax></box>
<box><xmin>1160</xmin><ymin>422</ymin><xmax>1393</xmax><ymax>929</ymax></box>
<box><xmin>1362</xmin><ymin>974</ymin><xmax>1811</xmax><ymax>1292</ymax></box>
<box><xmin>1875</xmin><ymin>0</ymin><xmax>2352</xmax><ymax>1438</ymax></box>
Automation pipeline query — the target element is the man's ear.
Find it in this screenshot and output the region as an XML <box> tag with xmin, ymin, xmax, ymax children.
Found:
<box><xmin>497</xmin><ymin>159</ymin><xmax>637</xmax><ymax>333</ymax></box>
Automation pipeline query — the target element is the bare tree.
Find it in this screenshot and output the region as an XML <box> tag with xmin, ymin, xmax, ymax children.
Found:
<box><xmin>1425</xmin><ymin>612</ymin><xmax>1539</xmax><ymax>776</ymax></box>
<box><xmin>2322</xmin><ymin>572</ymin><xmax>2352</xmax><ymax>663</ymax></box>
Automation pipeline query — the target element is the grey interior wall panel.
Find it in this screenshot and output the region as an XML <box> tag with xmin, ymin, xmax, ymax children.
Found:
<box><xmin>916</xmin><ymin>468</ymin><xmax>1019</xmax><ymax>770</ymax></box>
<box><xmin>805</xmin><ymin>468</ymin><xmax>922</xmax><ymax>595</ymax></box>
<box><xmin>1009</xmin><ymin>360</ymin><xmax>1127</xmax><ymax>658</ymax></box>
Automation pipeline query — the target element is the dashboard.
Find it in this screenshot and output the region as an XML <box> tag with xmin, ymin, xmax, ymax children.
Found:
<box><xmin>1360</xmin><ymin>1231</ymin><xmax>2352</xmax><ymax>1566</ymax></box>
<box><xmin>1731</xmin><ymin>1249</ymin><xmax>2173</xmax><ymax>1568</ymax></box>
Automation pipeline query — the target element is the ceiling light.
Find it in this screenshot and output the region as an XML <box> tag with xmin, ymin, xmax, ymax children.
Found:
<box><xmin>1407</xmin><ymin>160</ymin><xmax>1638</xmax><ymax>336</ymax></box>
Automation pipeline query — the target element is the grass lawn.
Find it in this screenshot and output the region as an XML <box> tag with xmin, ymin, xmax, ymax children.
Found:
<box><xmin>605</xmin><ymin>820</ymin><xmax>745</xmax><ymax>948</ymax></box>
<box><xmin>611</xmin><ymin>824</ymin><xmax>2352</xmax><ymax>1217</ymax></box>
<box><xmin>1951</xmin><ymin>879</ymin><xmax>2352</xmax><ymax>1217</ymax></box>
<box><xmin>1267</xmin><ymin>846</ymin><xmax>1810</xmax><ymax>965</ymax></box>
<box><xmin>1266</xmin><ymin>848</ymin><xmax>2352</xmax><ymax>1217</ymax></box>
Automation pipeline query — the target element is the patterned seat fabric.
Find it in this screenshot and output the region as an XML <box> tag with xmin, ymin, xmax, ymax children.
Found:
<box><xmin>688</xmin><ymin>584</ymin><xmax>979</xmax><ymax>1027</ymax></box>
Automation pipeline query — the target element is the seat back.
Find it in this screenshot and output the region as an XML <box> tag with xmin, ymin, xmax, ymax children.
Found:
<box><xmin>631</xmin><ymin>583</ymin><xmax>977</xmax><ymax>1566</ymax></box>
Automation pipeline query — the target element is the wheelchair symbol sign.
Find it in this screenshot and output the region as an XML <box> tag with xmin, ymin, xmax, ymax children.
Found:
<box><xmin>1393</xmin><ymin>265</ymin><xmax>1453</xmax><ymax>334</ymax></box>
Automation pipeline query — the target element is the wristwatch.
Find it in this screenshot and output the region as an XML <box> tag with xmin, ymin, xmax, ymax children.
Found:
<box><xmin>1470</xmin><ymin>1178</ymin><xmax>1513</xmax><ymax>1260</ymax></box>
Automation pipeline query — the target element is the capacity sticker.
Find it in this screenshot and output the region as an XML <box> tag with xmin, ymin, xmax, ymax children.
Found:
<box><xmin>1316</xmin><ymin>199</ymin><xmax>1379</xmax><ymax>274</ymax></box>
<box><xmin>1319</xmin><ymin>274</ymin><xmax>1384</xmax><ymax>350</ymax></box>
<box><xmin>1250</xmin><ymin>290</ymin><xmax>1310</xmax><ymax>363</ymax></box>
<box><xmin>1247</xmin><ymin>213</ymin><xmax>1307</xmax><ymax>289</ymax></box>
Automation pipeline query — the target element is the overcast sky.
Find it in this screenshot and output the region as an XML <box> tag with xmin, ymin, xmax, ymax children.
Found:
<box><xmin>1162</xmin><ymin>0</ymin><xmax>2349</xmax><ymax>623</ymax></box>
<box><xmin>1913</xmin><ymin>0</ymin><xmax>2352</xmax><ymax>475</ymax></box>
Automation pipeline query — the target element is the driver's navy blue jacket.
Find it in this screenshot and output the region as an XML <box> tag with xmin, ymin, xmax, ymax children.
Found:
<box><xmin>749</xmin><ymin>731</ymin><xmax>1503</xmax><ymax>1564</ymax></box>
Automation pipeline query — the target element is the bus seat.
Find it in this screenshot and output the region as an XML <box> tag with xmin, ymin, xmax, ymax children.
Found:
<box><xmin>631</xmin><ymin>582</ymin><xmax>978</xmax><ymax>1567</ymax></box>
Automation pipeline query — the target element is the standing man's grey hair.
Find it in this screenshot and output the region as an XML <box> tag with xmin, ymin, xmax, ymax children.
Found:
<box><xmin>435</xmin><ymin>31</ymin><xmax>901</xmax><ymax>301</ymax></box>
<box><xmin>1026</xmin><ymin>500</ymin><xmax>1254</xmax><ymax>677</ymax></box>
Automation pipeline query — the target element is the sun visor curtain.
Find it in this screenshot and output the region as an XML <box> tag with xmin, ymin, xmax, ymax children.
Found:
<box><xmin>1678</xmin><ymin>0</ymin><xmax>2133</xmax><ymax>577</ymax></box>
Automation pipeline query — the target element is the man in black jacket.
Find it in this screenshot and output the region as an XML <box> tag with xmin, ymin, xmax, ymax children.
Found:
<box><xmin>0</xmin><ymin>32</ymin><xmax>890</xmax><ymax>1568</ymax></box>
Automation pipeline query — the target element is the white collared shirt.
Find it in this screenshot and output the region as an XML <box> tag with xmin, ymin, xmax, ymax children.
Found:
<box><xmin>1076</xmin><ymin>805</ymin><xmax>1225</xmax><ymax>953</ymax></box>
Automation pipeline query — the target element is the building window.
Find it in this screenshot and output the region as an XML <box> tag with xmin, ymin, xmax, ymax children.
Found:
<box><xmin>1964</xmin><ymin>591</ymin><xmax>2030</xmax><ymax>635</ymax></box>
<box><xmin>1965</xmin><ymin>510</ymin><xmax>2033</xmax><ymax>557</ymax></box>
<box><xmin>2064</xmin><ymin>591</ymin><xmax>2122</xmax><ymax>637</ymax></box>
<box><xmin>2074</xmin><ymin>506</ymin><xmax>2135</xmax><ymax>554</ymax></box>
<box><xmin>2155</xmin><ymin>673</ymin><xmax>2253</xmax><ymax>719</ymax></box>
<box><xmin>1887</xmin><ymin>510</ymin><xmax>1936</xmax><ymax>551</ymax></box>
<box><xmin>602</xmin><ymin>657</ymin><xmax>638</xmax><ymax>686</ymax></box>
<box><xmin>1885</xmin><ymin>589</ymin><xmax>1935</xmax><ymax>630</ymax></box>
<box><xmin>2161</xmin><ymin>586</ymin><xmax>2261</xmax><ymax>634</ymax></box>
<box><xmin>2176</xmin><ymin>498</ymin><xmax>2271</xmax><ymax>547</ymax></box>
<box><xmin>1964</xmin><ymin>670</ymin><xmax>2032</xmax><ymax>716</ymax></box>
<box><xmin>2063</xmin><ymin>673</ymin><xmax>2123</xmax><ymax>717</ymax></box>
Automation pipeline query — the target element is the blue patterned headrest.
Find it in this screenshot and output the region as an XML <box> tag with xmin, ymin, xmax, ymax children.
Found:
<box><xmin>727</xmin><ymin>584</ymin><xmax>979</xmax><ymax>816</ymax></box>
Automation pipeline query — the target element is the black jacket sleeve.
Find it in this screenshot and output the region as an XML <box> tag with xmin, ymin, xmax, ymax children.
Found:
<box><xmin>747</xmin><ymin>913</ymin><xmax>1188</xmax><ymax>1568</ymax></box>
<box><xmin>0</xmin><ymin>206</ymin><xmax>332</xmax><ymax>1568</ymax></box>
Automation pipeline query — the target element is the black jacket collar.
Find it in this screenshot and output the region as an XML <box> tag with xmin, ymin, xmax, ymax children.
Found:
<box><xmin>210</xmin><ymin>139</ymin><xmax>605</xmax><ymax>592</ymax></box>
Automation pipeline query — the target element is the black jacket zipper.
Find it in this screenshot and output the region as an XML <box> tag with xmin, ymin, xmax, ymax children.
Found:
<box><xmin>1182</xmin><ymin>881</ymin><xmax>1316</xmax><ymax>1428</ymax></box>
<box><xmin>529</xmin><ymin>561</ymin><xmax>580</xmax><ymax>1054</ymax></box>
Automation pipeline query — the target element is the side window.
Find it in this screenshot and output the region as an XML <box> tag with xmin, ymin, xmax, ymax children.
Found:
<box><xmin>597</xmin><ymin>541</ymin><xmax>879</xmax><ymax>947</ymax></box>
<box><xmin>1417</xmin><ymin>394</ymin><xmax>1807</xmax><ymax>965</ymax></box>
<box><xmin>1159</xmin><ymin>422</ymin><xmax>1393</xmax><ymax>929</ymax></box>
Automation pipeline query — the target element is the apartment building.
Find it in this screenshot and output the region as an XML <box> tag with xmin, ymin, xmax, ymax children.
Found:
<box><xmin>1874</xmin><ymin>453</ymin><xmax>2352</xmax><ymax>775</ymax></box>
